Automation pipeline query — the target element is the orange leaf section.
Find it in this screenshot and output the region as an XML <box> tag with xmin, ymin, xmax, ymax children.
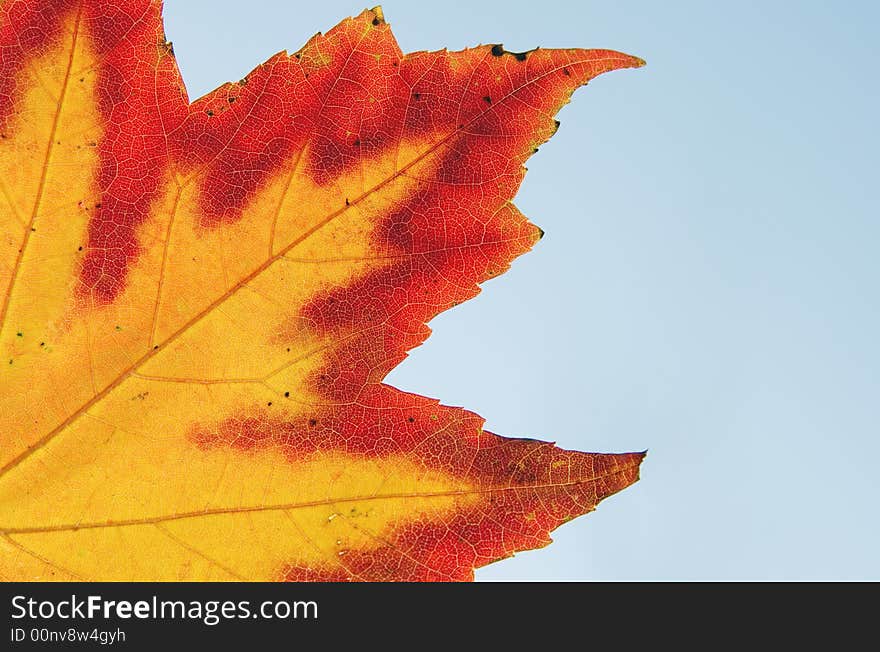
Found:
<box><xmin>0</xmin><ymin>0</ymin><xmax>644</xmax><ymax>581</ymax></box>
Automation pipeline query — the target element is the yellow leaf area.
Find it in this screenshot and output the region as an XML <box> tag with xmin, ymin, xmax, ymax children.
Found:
<box><xmin>0</xmin><ymin>1</ymin><xmax>644</xmax><ymax>581</ymax></box>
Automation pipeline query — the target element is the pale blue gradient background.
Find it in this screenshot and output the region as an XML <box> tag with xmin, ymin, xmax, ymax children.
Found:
<box><xmin>163</xmin><ymin>1</ymin><xmax>880</xmax><ymax>580</ymax></box>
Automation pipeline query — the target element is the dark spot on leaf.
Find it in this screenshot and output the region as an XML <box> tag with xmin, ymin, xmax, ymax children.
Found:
<box><xmin>372</xmin><ymin>17</ymin><xmax>381</xmax><ymax>26</ymax></box>
<box><xmin>407</xmin><ymin>416</ymin><xmax>415</xmax><ymax>423</ymax></box>
<box><xmin>483</xmin><ymin>96</ymin><xmax>492</xmax><ymax>104</ymax></box>
<box><xmin>308</xmin><ymin>418</ymin><xmax>317</xmax><ymax>427</ymax></box>
<box><xmin>267</xmin><ymin>402</ymin><xmax>272</xmax><ymax>406</ymax></box>
<box><xmin>284</xmin><ymin>391</ymin><xmax>290</xmax><ymax>397</ymax></box>
<box><xmin>563</xmin><ymin>67</ymin><xmax>571</xmax><ymax>76</ymax></box>
<box><xmin>490</xmin><ymin>44</ymin><xmax>531</xmax><ymax>61</ymax></box>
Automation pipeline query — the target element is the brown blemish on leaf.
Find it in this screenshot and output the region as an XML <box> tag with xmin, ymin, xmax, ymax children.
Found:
<box><xmin>490</xmin><ymin>44</ymin><xmax>534</xmax><ymax>61</ymax></box>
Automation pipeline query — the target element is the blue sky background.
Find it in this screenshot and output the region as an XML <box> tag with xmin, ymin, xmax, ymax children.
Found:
<box><xmin>163</xmin><ymin>1</ymin><xmax>880</xmax><ymax>580</ymax></box>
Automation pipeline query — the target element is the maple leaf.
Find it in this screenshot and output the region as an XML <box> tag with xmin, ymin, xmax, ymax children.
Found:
<box><xmin>0</xmin><ymin>0</ymin><xmax>644</xmax><ymax>581</ymax></box>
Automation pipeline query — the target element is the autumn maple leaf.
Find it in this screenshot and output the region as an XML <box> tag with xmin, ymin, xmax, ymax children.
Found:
<box><xmin>0</xmin><ymin>0</ymin><xmax>644</xmax><ymax>581</ymax></box>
